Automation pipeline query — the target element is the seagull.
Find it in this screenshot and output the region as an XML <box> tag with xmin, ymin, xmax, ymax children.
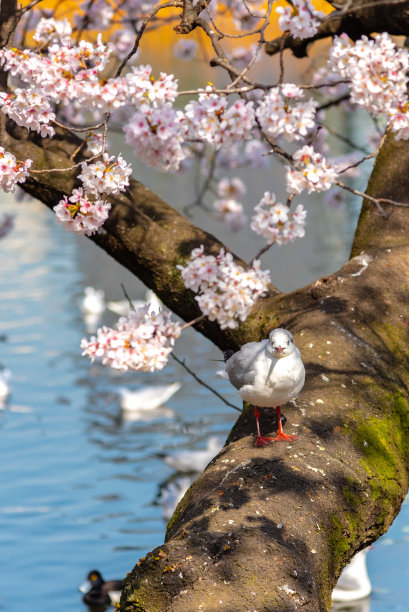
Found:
<box><xmin>79</xmin><ymin>569</ymin><xmax>123</xmax><ymax>607</ymax></box>
<box><xmin>157</xmin><ymin>474</ymin><xmax>194</xmax><ymax>521</ymax></box>
<box><xmin>332</xmin><ymin>548</ymin><xmax>372</xmax><ymax>603</ymax></box>
<box><xmin>0</xmin><ymin>368</ymin><xmax>11</xmax><ymax>404</ymax></box>
<box><xmin>164</xmin><ymin>436</ymin><xmax>223</xmax><ymax>473</ymax></box>
<box><xmin>119</xmin><ymin>381</ymin><xmax>181</xmax><ymax>413</ymax></box>
<box><xmin>80</xmin><ymin>287</ymin><xmax>106</xmax><ymax>332</ymax></box>
<box><xmin>81</xmin><ymin>286</ymin><xmax>106</xmax><ymax>315</ymax></box>
<box><xmin>218</xmin><ymin>328</ymin><xmax>305</xmax><ymax>447</ymax></box>
<box><xmin>107</xmin><ymin>289</ymin><xmax>162</xmax><ymax>317</ymax></box>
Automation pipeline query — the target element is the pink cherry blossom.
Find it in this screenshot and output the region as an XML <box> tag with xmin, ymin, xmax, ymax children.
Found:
<box><xmin>256</xmin><ymin>84</ymin><xmax>317</xmax><ymax>142</ymax></box>
<box><xmin>251</xmin><ymin>192</ymin><xmax>306</xmax><ymax>245</ymax></box>
<box><xmin>213</xmin><ymin>198</ymin><xmax>247</xmax><ymax>231</ymax></box>
<box><xmin>53</xmin><ymin>187</ymin><xmax>111</xmax><ymax>235</ymax></box>
<box><xmin>178</xmin><ymin>247</ymin><xmax>270</xmax><ymax>329</ymax></box>
<box><xmin>81</xmin><ymin>305</ymin><xmax>181</xmax><ymax>372</ymax></box>
<box><xmin>287</xmin><ymin>146</ymin><xmax>337</xmax><ymax>194</ymax></box>
<box><xmin>78</xmin><ymin>153</ymin><xmax>132</xmax><ymax>195</ymax></box>
<box><xmin>0</xmin><ymin>147</ymin><xmax>32</xmax><ymax>192</ymax></box>
<box><xmin>276</xmin><ymin>0</ymin><xmax>324</xmax><ymax>40</ymax></box>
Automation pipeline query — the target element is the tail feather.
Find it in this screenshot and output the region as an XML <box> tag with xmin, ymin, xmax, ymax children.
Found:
<box><xmin>223</xmin><ymin>350</ymin><xmax>234</xmax><ymax>363</ymax></box>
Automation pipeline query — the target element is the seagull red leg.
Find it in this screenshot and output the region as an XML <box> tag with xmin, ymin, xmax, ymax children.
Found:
<box><xmin>254</xmin><ymin>406</ymin><xmax>274</xmax><ymax>447</ymax></box>
<box><xmin>274</xmin><ymin>406</ymin><xmax>298</xmax><ymax>442</ymax></box>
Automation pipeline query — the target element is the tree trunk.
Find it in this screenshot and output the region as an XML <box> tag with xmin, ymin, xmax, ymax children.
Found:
<box><xmin>5</xmin><ymin>123</ymin><xmax>409</xmax><ymax>610</ymax></box>
<box><xmin>118</xmin><ymin>133</ymin><xmax>409</xmax><ymax>611</ymax></box>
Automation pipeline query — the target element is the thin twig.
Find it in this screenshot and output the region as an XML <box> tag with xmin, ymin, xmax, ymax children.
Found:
<box><xmin>318</xmin><ymin>122</ymin><xmax>369</xmax><ymax>154</ymax></box>
<box><xmin>171</xmin><ymin>352</ymin><xmax>242</xmax><ymax>412</ymax></box>
<box><xmin>181</xmin><ymin>314</ymin><xmax>206</xmax><ymax>330</ymax></box>
<box><xmin>121</xmin><ymin>282</ymin><xmax>137</xmax><ymax>311</ymax></box>
<box><xmin>336</xmin><ymin>130</ymin><xmax>388</xmax><ymax>173</ymax></box>
<box><xmin>115</xmin><ymin>1</ymin><xmax>183</xmax><ymax>79</ymax></box>
<box><xmin>250</xmin><ymin>194</ymin><xmax>295</xmax><ymax>264</ymax></box>
<box><xmin>184</xmin><ymin>150</ymin><xmax>218</xmax><ymax>213</ymax></box>
<box><xmin>336</xmin><ymin>180</ymin><xmax>409</xmax><ymax>216</ymax></box>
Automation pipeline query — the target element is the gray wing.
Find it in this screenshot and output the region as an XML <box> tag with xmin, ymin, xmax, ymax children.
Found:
<box><xmin>225</xmin><ymin>340</ymin><xmax>268</xmax><ymax>390</ymax></box>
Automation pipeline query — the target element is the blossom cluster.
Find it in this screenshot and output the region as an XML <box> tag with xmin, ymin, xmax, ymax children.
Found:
<box><xmin>256</xmin><ymin>84</ymin><xmax>317</xmax><ymax>142</ymax></box>
<box><xmin>251</xmin><ymin>192</ymin><xmax>306</xmax><ymax>245</ymax></box>
<box><xmin>124</xmin><ymin>105</ymin><xmax>187</xmax><ymax>171</ymax></box>
<box><xmin>32</xmin><ymin>17</ymin><xmax>72</xmax><ymax>45</ymax></box>
<box><xmin>287</xmin><ymin>145</ymin><xmax>337</xmax><ymax>194</ymax></box>
<box><xmin>78</xmin><ymin>153</ymin><xmax>132</xmax><ymax>196</ymax></box>
<box><xmin>276</xmin><ymin>0</ymin><xmax>324</xmax><ymax>40</ymax></box>
<box><xmin>53</xmin><ymin>188</ymin><xmax>111</xmax><ymax>235</ymax></box>
<box><xmin>0</xmin><ymin>89</ymin><xmax>55</xmax><ymax>137</ymax></box>
<box><xmin>228</xmin><ymin>0</ymin><xmax>264</xmax><ymax>30</ymax></box>
<box><xmin>174</xmin><ymin>39</ymin><xmax>198</xmax><ymax>61</ymax></box>
<box><xmin>213</xmin><ymin>198</ymin><xmax>247</xmax><ymax>231</ymax></box>
<box><xmin>178</xmin><ymin>246</ymin><xmax>270</xmax><ymax>329</ymax></box>
<box><xmin>81</xmin><ymin>305</ymin><xmax>181</xmax><ymax>372</ymax></box>
<box><xmin>0</xmin><ymin>147</ymin><xmax>32</xmax><ymax>192</ymax></box>
<box><xmin>126</xmin><ymin>64</ymin><xmax>178</xmax><ymax>108</ymax></box>
<box><xmin>53</xmin><ymin>153</ymin><xmax>131</xmax><ymax>234</ymax></box>
<box><xmin>213</xmin><ymin>177</ymin><xmax>247</xmax><ymax>231</ymax></box>
<box><xmin>328</xmin><ymin>33</ymin><xmax>409</xmax><ymax>138</ymax></box>
<box><xmin>184</xmin><ymin>91</ymin><xmax>255</xmax><ymax>150</ymax></box>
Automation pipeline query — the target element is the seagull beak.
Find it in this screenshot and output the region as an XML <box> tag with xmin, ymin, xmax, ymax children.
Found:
<box><xmin>276</xmin><ymin>346</ymin><xmax>284</xmax><ymax>356</ymax></box>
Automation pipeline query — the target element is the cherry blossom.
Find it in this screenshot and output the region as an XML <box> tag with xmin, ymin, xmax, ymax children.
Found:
<box><xmin>126</xmin><ymin>65</ymin><xmax>178</xmax><ymax>107</ymax></box>
<box><xmin>287</xmin><ymin>146</ymin><xmax>337</xmax><ymax>194</ymax></box>
<box><xmin>111</xmin><ymin>29</ymin><xmax>137</xmax><ymax>61</ymax></box>
<box><xmin>32</xmin><ymin>17</ymin><xmax>72</xmax><ymax>45</ymax></box>
<box><xmin>213</xmin><ymin>198</ymin><xmax>247</xmax><ymax>231</ymax></box>
<box><xmin>178</xmin><ymin>246</ymin><xmax>270</xmax><ymax>329</ymax></box>
<box><xmin>256</xmin><ymin>84</ymin><xmax>317</xmax><ymax>142</ymax></box>
<box><xmin>229</xmin><ymin>0</ymin><xmax>264</xmax><ymax>30</ymax></box>
<box><xmin>230</xmin><ymin>45</ymin><xmax>258</xmax><ymax>71</ymax></box>
<box><xmin>78</xmin><ymin>153</ymin><xmax>132</xmax><ymax>195</ymax></box>
<box><xmin>174</xmin><ymin>39</ymin><xmax>198</xmax><ymax>60</ymax></box>
<box><xmin>389</xmin><ymin>102</ymin><xmax>409</xmax><ymax>140</ymax></box>
<box><xmin>184</xmin><ymin>90</ymin><xmax>255</xmax><ymax>149</ymax></box>
<box><xmin>53</xmin><ymin>188</ymin><xmax>111</xmax><ymax>235</ymax></box>
<box><xmin>251</xmin><ymin>192</ymin><xmax>306</xmax><ymax>245</ymax></box>
<box><xmin>81</xmin><ymin>305</ymin><xmax>181</xmax><ymax>372</ymax></box>
<box><xmin>0</xmin><ymin>147</ymin><xmax>32</xmax><ymax>192</ymax></box>
<box><xmin>276</xmin><ymin>0</ymin><xmax>324</xmax><ymax>40</ymax></box>
<box><xmin>84</xmin><ymin>132</ymin><xmax>104</xmax><ymax>156</ymax></box>
<box><xmin>0</xmin><ymin>89</ymin><xmax>55</xmax><ymax>137</ymax></box>
<box><xmin>85</xmin><ymin>0</ymin><xmax>115</xmax><ymax>29</ymax></box>
<box><xmin>124</xmin><ymin>105</ymin><xmax>187</xmax><ymax>171</ymax></box>
<box><xmin>328</xmin><ymin>33</ymin><xmax>409</xmax><ymax>122</ymax></box>
<box><xmin>216</xmin><ymin>177</ymin><xmax>246</xmax><ymax>199</ymax></box>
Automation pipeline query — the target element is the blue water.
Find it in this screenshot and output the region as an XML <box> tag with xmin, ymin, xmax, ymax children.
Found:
<box><xmin>1</xmin><ymin>182</ymin><xmax>408</xmax><ymax>611</ymax></box>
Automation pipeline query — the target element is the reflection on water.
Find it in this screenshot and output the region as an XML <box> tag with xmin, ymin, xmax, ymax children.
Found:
<box><xmin>1</xmin><ymin>169</ymin><xmax>409</xmax><ymax>612</ymax></box>
<box><xmin>331</xmin><ymin>598</ymin><xmax>371</xmax><ymax>612</ymax></box>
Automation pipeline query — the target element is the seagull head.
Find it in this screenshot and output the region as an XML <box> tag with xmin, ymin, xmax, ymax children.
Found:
<box><xmin>267</xmin><ymin>328</ymin><xmax>296</xmax><ymax>358</ymax></box>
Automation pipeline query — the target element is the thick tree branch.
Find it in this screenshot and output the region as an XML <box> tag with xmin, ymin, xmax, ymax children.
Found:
<box><xmin>5</xmin><ymin>121</ymin><xmax>280</xmax><ymax>352</ymax></box>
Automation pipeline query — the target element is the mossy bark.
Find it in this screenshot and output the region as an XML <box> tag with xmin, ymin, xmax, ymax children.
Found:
<box><xmin>5</xmin><ymin>113</ymin><xmax>409</xmax><ymax>611</ymax></box>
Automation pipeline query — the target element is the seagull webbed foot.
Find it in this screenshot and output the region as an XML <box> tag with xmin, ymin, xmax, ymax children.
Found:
<box><xmin>254</xmin><ymin>435</ymin><xmax>274</xmax><ymax>447</ymax></box>
<box><xmin>274</xmin><ymin>432</ymin><xmax>298</xmax><ymax>442</ymax></box>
